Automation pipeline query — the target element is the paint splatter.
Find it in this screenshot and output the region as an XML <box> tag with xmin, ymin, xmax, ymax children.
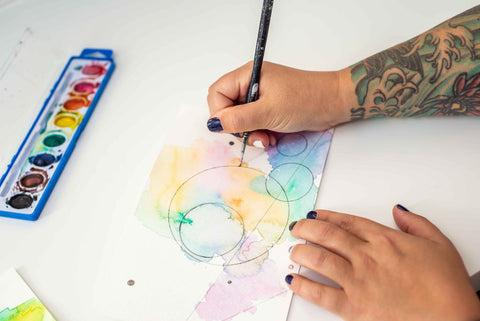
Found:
<box><xmin>0</xmin><ymin>297</ymin><xmax>55</xmax><ymax>321</ymax></box>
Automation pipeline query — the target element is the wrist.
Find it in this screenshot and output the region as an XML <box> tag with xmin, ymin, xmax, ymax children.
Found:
<box><xmin>333</xmin><ymin>67</ymin><xmax>357</xmax><ymax>126</ymax></box>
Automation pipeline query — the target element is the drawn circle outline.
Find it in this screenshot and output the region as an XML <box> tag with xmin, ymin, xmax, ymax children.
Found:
<box><xmin>277</xmin><ymin>133</ymin><xmax>308</xmax><ymax>157</ymax></box>
<box><xmin>178</xmin><ymin>202</ymin><xmax>246</xmax><ymax>259</ymax></box>
<box><xmin>265</xmin><ymin>162</ymin><xmax>315</xmax><ymax>202</ymax></box>
<box><xmin>167</xmin><ymin>165</ymin><xmax>290</xmax><ymax>266</ymax></box>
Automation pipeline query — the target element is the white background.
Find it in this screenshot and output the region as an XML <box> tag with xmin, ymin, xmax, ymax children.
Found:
<box><xmin>0</xmin><ymin>0</ymin><xmax>479</xmax><ymax>320</ymax></box>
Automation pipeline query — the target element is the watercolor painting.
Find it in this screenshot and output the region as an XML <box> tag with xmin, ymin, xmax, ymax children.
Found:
<box><xmin>0</xmin><ymin>269</ymin><xmax>55</xmax><ymax>321</ymax></box>
<box><xmin>133</xmin><ymin>107</ymin><xmax>333</xmax><ymax>321</ymax></box>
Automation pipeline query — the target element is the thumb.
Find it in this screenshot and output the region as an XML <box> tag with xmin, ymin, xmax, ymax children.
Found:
<box><xmin>393</xmin><ymin>204</ymin><xmax>444</xmax><ymax>241</ymax></box>
<box><xmin>207</xmin><ymin>100</ymin><xmax>271</xmax><ymax>134</ymax></box>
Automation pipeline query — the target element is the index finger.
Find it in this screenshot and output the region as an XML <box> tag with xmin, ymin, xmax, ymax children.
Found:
<box><xmin>308</xmin><ymin>209</ymin><xmax>390</xmax><ymax>242</ymax></box>
<box><xmin>207</xmin><ymin>62</ymin><xmax>252</xmax><ymax>116</ymax></box>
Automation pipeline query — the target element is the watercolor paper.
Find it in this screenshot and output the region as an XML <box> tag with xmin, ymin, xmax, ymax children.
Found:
<box><xmin>95</xmin><ymin>105</ymin><xmax>333</xmax><ymax>321</ymax></box>
<box><xmin>0</xmin><ymin>268</ymin><xmax>55</xmax><ymax>321</ymax></box>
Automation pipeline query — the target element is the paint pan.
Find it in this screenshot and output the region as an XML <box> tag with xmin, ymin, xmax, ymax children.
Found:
<box><xmin>17</xmin><ymin>169</ymin><xmax>48</xmax><ymax>193</ymax></box>
<box><xmin>0</xmin><ymin>48</ymin><xmax>115</xmax><ymax>221</ymax></box>
<box><xmin>82</xmin><ymin>62</ymin><xmax>108</xmax><ymax>77</ymax></box>
<box><xmin>42</xmin><ymin>131</ymin><xmax>68</xmax><ymax>148</ymax></box>
<box><xmin>53</xmin><ymin>111</ymin><xmax>82</xmax><ymax>129</ymax></box>
<box><xmin>29</xmin><ymin>153</ymin><xmax>57</xmax><ymax>167</ymax></box>
<box><xmin>62</xmin><ymin>96</ymin><xmax>90</xmax><ymax>111</ymax></box>
<box><xmin>7</xmin><ymin>193</ymin><xmax>34</xmax><ymax>209</ymax></box>
<box><xmin>70</xmin><ymin>78</ymin><xmax>99</xmax><ymax>96</ymax></box>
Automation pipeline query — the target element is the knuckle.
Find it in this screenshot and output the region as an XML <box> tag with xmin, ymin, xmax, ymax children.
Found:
<box><xmin>313</xmin><ymin>249</ymin><xmax>330</xmax><ymax>267</ymax></box>
<box><xmin>310</xmin><ymin>286</ymin><xmax>324</xmax><ymax>303</ymax></box>
<box><xmin>207</xmin><ymin>84</ymin><xmax>215</xmax><ymax>95</ymax></box>
<box><xmin>337</xmin><ymin>217</ymin><xmax>353</xmax><ymax>232</ymax></box>
<box><xmin>358</xmin><ymin>251</ymin><xmax>377</xmax><ymax>268</ymax></box>
<box><xmin>318</xmin><ymin>223</ymin><xmax>336</xmax><ymax>240</ymax></box>
<box><xmin>228</xmin><ymin>114</ymin><xmax>245</xmax><ymax>133</ymax></box>
<box><xmin>374</xmin><ymin>232</ymin><xmax>401</xmax><ymax>252</ymax></box>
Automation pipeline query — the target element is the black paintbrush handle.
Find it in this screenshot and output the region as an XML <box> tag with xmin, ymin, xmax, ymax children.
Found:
<box><xmin>246</xmin><ymin>0</ymin><xmax>274</xmax><ymax>104</ymax></box>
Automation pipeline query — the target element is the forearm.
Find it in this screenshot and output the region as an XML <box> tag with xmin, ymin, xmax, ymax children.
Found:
<box><xmin>341</xmin><ymin>5</ymin><xmax>480</xmax><ymax>121</ymax></box>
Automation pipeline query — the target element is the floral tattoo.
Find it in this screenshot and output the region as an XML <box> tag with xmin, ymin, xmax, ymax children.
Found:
<box><xmin>350</xmin><ymin>5</ymin><xmax>480</xmax><ymax>120</ymax></box>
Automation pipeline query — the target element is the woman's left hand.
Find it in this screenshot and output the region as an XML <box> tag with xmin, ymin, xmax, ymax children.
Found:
<box><xmin>287</xmin><ymin>205</ymin><xmax>480</xmax><ymax>321</ymax></box>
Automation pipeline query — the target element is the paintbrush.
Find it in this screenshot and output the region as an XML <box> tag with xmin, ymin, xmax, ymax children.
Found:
<box><xmin>239</xmin><ymin>0</ymin><xmax>274</xmax><ymax>167</ymax></box>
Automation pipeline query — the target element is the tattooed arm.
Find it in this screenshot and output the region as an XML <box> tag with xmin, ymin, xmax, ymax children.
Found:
<box><xmin>349</xmin><ymin>5</ymin><xmax>480</xmax><ymax>120</ymax></box>
<box><xmin>206</xmin><ymin>7</ymin><xmax>480</xmax><ymax>321</ymax></box>
<box><xmin>207</xmin><ymin>5</ymin><xmax>480</xmax><ymax>147</ymax></box>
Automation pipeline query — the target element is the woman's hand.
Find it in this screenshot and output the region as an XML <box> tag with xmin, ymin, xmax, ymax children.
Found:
<box><xmin>207</xmin><ymin>62</ymin><xmax>354</xmax><ymax>147</ymax></box>
<box><xmin>287</xmin><ymin>205</ymin><xmax>480</xmax><ymax>321</ymax></box>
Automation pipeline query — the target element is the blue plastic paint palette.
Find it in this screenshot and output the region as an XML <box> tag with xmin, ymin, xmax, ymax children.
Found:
<box><xmin>0</xmin><ymin>48</ymin><xmax>115</xmax><ymax>220</ymax></box>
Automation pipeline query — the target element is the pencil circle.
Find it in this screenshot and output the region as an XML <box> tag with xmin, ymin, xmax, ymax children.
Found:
<box><xmin>276</xmin><ymin>133</ymin><xmax>308</xmax><ymax>157</ymax></box>
<box><xmin>265</xmin><ymin>163</ymin><xmax>314</xmax><ymax>202</ymax></box>
<box><xmin>167</xmin><ymin>165</ymin><xmax>289</xmax><ymax>266</ymax></box>
<box><xmin>178</xmin><ymin>203</ymin><xmax>245</xmax><ymax>260</ymax></box>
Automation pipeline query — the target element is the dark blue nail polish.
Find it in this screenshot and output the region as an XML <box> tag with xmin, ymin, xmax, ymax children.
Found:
<box><xmin>289</xmin><ymin>221</ymin><xmax>297</xmax><ymax>231</ymax></box>
<box><xmin>232</xmin><ymin>133</ymin><xmax>241</xmax><ymax>138</ymax></box>
<box><xmin>207</xmin><ymin>117</ymin><xmax>223</xmax><ymax>132</ymax></box>
<box><xmin>307</xmin><ymin>211</ymin><xmax>317</xmax><ymax>219</ymax></box>
<box><xmin>285</xmin><ymin>274</ymin><xmax>293</xmax><ymax>285</ymax></box>
<box><xmin>397</xmin><ymin>204</ymin><xmax>409</xmax><ymax>212</ymax></box>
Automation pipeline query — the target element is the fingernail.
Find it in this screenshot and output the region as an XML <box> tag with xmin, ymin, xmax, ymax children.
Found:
<box><xmin>253</xmin><ymin>140</ymin><xmax>265</xmax><ymax>148</ymax></box>
<box><xmin>306</xmin><ymin>211</ymin><xmax>317</xmax><ymax>219</ymax></box>
<box><xmin>285</xmin><ymin>274</ymin><xmax>293</xmax><ymax>285</ymax></box>
<box><xmin>207</xmin><ymin>117</ymin><xmax>223</xmax><ymax>132</ymax></box>
<box><xmin>232</xmin><ymin>133</ymin><xmax>241</xmax><ymax>138</ymax></box>
<box><xmin>397</xmin><ymin>204</ymin><xmax>410</xmax><ymax>212</ymax></box>
<box><xmin>289</xmin><ymin>221</ymin><xmax>297</xmax><ymax>231</ymax></box>
<box><xmin>288</xmin><ymin>246</ymin><xmax>293</xmax><ymax>253</ymax></box>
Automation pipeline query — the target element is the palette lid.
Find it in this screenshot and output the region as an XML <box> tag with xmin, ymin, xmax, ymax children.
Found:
<box><xmin>0</xmin><ymin>28</ymin><xmax>66</xmax><ymax>177</ymax></box>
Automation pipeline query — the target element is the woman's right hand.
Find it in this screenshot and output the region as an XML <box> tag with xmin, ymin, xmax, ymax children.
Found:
<box><xmin>207</xmin><ymin>61</ymin><xmax>354</xmax><ymax>147</ymax></box>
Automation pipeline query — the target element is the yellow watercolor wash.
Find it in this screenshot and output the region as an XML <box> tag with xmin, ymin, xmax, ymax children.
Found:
<box><xmin>0</xmin><ymin>297</ymin><xmax>55</xmax><ymax>321</ymax></box>
<box><xmin>136</xmin><ymin>138</ymin><xmax>289</xmax><ymax>247</ymax></box>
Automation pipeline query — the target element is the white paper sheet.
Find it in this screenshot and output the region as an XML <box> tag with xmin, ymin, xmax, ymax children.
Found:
<box><xmin>0</xmin><ymin>268</ymin><xmax>55</xmax><ymax>321</ymax></box>
<box><xmin>94</xmin><ymin>105</ymin><xmax>333</xmax><ymax>321</ymax></box>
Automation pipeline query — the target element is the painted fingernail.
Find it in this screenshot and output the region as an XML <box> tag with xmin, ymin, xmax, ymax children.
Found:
<box><xmin>306</xmin><ymin>211</ymin><xmax>317</xmax><ymax>219</ymax></box>
<box><xmin>285</xmin><ymin>274</ymin><xmax>293</xmax><ymax>285</ymax></box>
<box><xmin>289</xmin><ymin>221</ymin><xmax>297</xmax><ymax>231</ymax></box>
<box><xmin>207</xmin><ymin>117</ymin><xmax>223</xmax><ymax>132</ymax></box>
<box><xmin>288</xmin><ymin>246</ymin><xmax>293</xmax><ymax>253</ymax></box>
<box><xmin>253</xmin><ymin>140</ymin><xmax>265</xmax><ymax>148</ymax></box>
<box><xmin>397</xmin><ymin>204</ymin><xmax>410</xmax><ymax>212</ymax></box>
<box><xmin>232</xmin><ymin>133</ymin><xmax>241</xmax><ymax>138</ymax></box>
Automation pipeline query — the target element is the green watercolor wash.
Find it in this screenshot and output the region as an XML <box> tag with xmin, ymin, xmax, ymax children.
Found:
<box><xmin>248</xmin><ymin>175</ymin><xmax>269</xmax><ymax>195</ymax></box>
<box><xmin>0</xmin><ymin>297</ymin><xmax>55</xmax><ymax>321</ymax></box>
<box><xmin>174</xmin><ymin>212</ymin><xmax>193</xmax><ymax>225</ymax></box>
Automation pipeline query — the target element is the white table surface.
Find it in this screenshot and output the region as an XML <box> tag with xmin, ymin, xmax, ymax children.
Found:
<box><xmin>0</xmin><ymin>0</ymin><xmax>479</xmax><ymax>320</ymax></box>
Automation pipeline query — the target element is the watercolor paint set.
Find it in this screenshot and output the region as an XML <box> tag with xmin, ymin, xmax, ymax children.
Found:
<box><xmin>0</xmin><ymin>48</ymin><xmax>115</xmax><ymax>221</ymax></box>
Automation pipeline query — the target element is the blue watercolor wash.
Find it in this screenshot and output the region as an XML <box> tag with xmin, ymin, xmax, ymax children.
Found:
<box><xmin>266</xmin><ymin>131</ymin><xmax>332</xmax><ymax>175</ymax></box>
